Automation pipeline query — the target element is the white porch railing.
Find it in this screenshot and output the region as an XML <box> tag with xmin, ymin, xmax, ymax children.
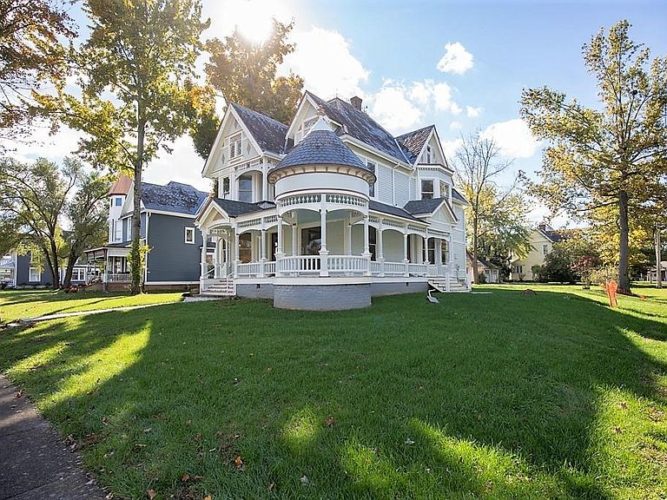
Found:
<box><xmin>383</xmin><ymin>261</ymin><xmax>406</xmax><ymax>276</ymax></box>
<box><xmin>265</xmin><ymin>261</ymin><xmax>276</xmax><ymax>276</ymax></box>
<box><xmin>408</xmin><ymin>263</ymin><xmax>428</xmax><ymax>276</ymax></box>
<box><xmin>328</xmin><ymin>255</ymin><xmax>368</xmax><ymax>275</ymax></box>
<box><xmin>106</xmin><ymin>273</ymin><xmax>131</xmax><ymax>283</ymax></box>
<box><xmin>237</xmin><ymin>262</ymin><xmax>262</xmax><ymax>276</ymax></box>
<box><xmin>277</xmin><ymin>255</ymin><xmax>321</xmax><ymax>274</ymax></box>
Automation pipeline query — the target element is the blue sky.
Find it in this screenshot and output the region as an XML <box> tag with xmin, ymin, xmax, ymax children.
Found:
<box><xmin>7</xmin><ymin>0</ymin><xmax>667</xmax><ymax>224</ymax></box>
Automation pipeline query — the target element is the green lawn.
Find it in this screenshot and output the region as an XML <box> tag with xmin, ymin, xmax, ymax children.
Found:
<box><xmin>0</xmin><ymin>290</ymin><xmax>184</xmax><ymax>323</ymax></box>
<box><xmin>0</xmin><ymin>285</ymin><xmax>665</xmax><ymax>498</ymax></box>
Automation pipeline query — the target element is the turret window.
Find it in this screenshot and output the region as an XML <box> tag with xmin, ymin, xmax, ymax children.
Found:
<box><xmin>367</xmin><ymin>161</ymin><xmax>376</xmax><ymax>197</ymax></box>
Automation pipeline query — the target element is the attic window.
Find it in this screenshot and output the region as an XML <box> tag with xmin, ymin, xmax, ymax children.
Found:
<box><xmin>229</xmin><ymin>134</ymin><xmax>242</xmax><ymax>159</ymax></box>
<box><xmin>425</xmin><ymin>145</ymin><xmax>433</xmax><ymax>163</ymax></box>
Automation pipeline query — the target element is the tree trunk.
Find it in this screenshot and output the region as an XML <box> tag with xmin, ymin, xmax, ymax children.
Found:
<box><xmin>617</xmin><ymin>190</ymin><xmax>631</xmax><ymax>294</ymax></box>
<box><xmin>62</xmin><ymin>249</ymin><xmax>77</xmax><ymax>289</ymax></box>
<box><xmin>130</xmin><ymin>111</ymin><xmax>146</xmax><ymax>295</ymax></box>
<box><xmin>472</xmin><ymin>217</ymin><xmax>479</xmax><ymax>284</ymax></box>
<box><xmin>656</xmin><ymin>225</ymin><xmax>663</xmax><ymax>289</ymax></box>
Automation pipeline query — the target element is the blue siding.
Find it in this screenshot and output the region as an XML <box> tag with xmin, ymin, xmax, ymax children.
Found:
<box><xmin>145</xmin><ymin>214</ymin><xmax>202</xmax><ymax>282</ymax></box>
<box><xmin>15</xmin><ymin>252</ymin><xmax>56</xmax><ymax>286</ymax></box>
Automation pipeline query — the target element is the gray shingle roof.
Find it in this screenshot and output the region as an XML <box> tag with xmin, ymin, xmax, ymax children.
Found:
<box><xmin>273</xmin><ymin>128</ymin><xmax>370</xmax><ymax>172</ymax></box>
<box><xmin>141</xmin><ymin>181</ymin><xmax>207</xmax><ymax>216</ymax></box>
<box><xmin>451</xmin><ymin>188</ymin><xmax>467</xmax><ymax>204</ymax></box>
<box><xmin>396</xmin><ymin>125</ymin><xmax>434</xmax><ymax>163</ymax></box>
<box><xmin>211</xmin><ymin>198</ymin><xmax>275</xmax><ymax>217</ymax></box>
<box><xmin>305</xmin><ymin>92</ymin><xmax>411</xmax><ymax>165</ymax></box>
<box><xmin>369</xmin><ymin>200</ymin><xmax>421</xmax><ymax>222</ymax></box>
<box><xmin>231</xmin><ymin>103</ymin><xmax>288</xmax><ymax>154</ymax></box>
<box><xmin>404</xmin><ymin>197</ymin><xmax>448</xmax><ymax>215</ymax></box>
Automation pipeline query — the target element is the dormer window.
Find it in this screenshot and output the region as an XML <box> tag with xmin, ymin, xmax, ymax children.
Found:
<box><xmin>230</xmin><ymin>134</ymin><xmax>242</xmax><ymax>159</ymax></box>
<box><xmin>296</xmin><ymin>117</ymin><xmax>320</xmax><ymax>144</ymax></box>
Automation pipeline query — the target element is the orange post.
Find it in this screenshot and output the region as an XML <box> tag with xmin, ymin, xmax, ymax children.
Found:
<box><xmin>605</xmin><ymin>280</ymin><xmax>618</xmax><ymax>308</ymax></box>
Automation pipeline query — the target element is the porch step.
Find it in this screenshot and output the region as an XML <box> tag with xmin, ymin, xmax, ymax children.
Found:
<box><xmin>201</xmin><ymin>278</ymin><xmax>236</xmax><ymax>297</ymax></box>
<box><xmin>428</xmin><ymin>278</ymin><xmax>470</xmax><ymax>293</ymax></box>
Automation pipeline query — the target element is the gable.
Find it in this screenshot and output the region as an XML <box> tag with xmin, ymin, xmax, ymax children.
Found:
<box><xmin>202</xmin><ymin>107</ymin><xmax>263</xmax><ymax>178</ymax></box>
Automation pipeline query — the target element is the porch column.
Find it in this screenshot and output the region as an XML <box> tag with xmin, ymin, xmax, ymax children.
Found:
<box><xmin>262</xmin><ymin>167</ymin><xmax>268</xmax><ymax>201</ymax></box>
<box><xmin>259</xmin><ymin>229</ymin><xmax>266</xmax><ymax>277</ymax></box>
<box><xmin>362</xmin><ymin>216</ymin><xmax>371</xmax><ymax>276</ymax></box>
<box><xmin>276</xmin><ymin>216</ymin><xmax>284</xmax><ymax>275</ymax></box>
<box><xmin>403</xmin><ymin>230</ymin><xmax>409</xmax><ymax>277</ymax></box>
<box><xmin>435</xmin><ymin>237</ymin><xmax>443</xmax><ymax>276</ymax></box>
<box><xmin>200</xmin><ymin>228</ymin><xmax>208</xmax><ymax>290</ymax></box>
<box><xmin>319</xmin><ymin>203</ymin><xmax>329</xmax><ymax>277</ymax></box>
<box><xmin>377</xmin><ymin>221</ymin><xmax>384</xmax><ymax>277</ymax></box>
<box><xmin>213</xmin><ymin>235</ymin><xmax>219</xmax><ymax>278</ymax></box>
<box><xmin>344</xmin><ymin>216</ymin><xmax>352</xmax><ymax>255</ymax></box>
<box><xmin>291</xmin><ymin>223</ymin><xmax>298</xmax><ymax>256</ymax></box>
<box><xmin>446</xmin><ymin>235</ymin><xmax>452</xmax><ymax>291</ymax></box>
<box><xmin>233</xmin><ymin>229</ymin><xmax>240</xmax><ymax>278</ymax></box>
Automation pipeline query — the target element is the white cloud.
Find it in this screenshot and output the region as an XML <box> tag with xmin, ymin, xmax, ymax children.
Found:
<box><xmin>368</xmin><ymin>81</ymin><xmax>423</xmax><ymax>133</ymax></box>
<box><xmin>144</xmin><ymin>136</ymin><xmax>210</xmax><ymax>191</ymax></box>
<box><xmin>449</xmin><ymin>121</ymin><xmax>463</xmax><ymax>130</ymax></box>
<box><xmin>1</xmin><ymin>124</ymin><xmax>81</xmax><ymax>163</ymax></box>
<box><xmin>367</xmin><ymin>79</ymin><xmax>463</xmax><ymax>134</ymax></box>
<box><xmin>281</xmin><ymin>27</ymin><xmax>369</xmax><ymax>98</ymax></box>
<box><xmin>436</xmin><ymin>42</ymin><xmax>474</xmax><ymax>75</ymax></box>
<box><xmin>442</xmin><ymin>138</ymin><xmax>464</xmax><ymax>158</ymax></box>
<box><xmin>481</xmin><ymin>119</ymin><xmax>539</xmax><ymax>159</ymax></box>
<box><xmin>431</xmin><ymin>82</ymin><xmax>461</xmax><ymax>115</ymax></box>
<box><xmin>466</xmin><ymin>105</ymin><xmax>482</xmax><ymax>118</ymax></box>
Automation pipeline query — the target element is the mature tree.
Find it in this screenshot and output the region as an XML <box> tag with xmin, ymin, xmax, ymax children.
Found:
<box><xmin>62</xmin><ymin>171</ymin><xmax>108</xmax><ymax>287</ymax></box>
<box><xmin>0</xmin><ymin>157</ymin><xmax>78</xmax><ymax>288</ymax></box>
<box><xmin>521</xmin><ymin>20</ymin><xmax>667</xmax><ymax>293</ymax></box>
<box><xmin>454</xmin><ymin>131</ymin><xmax>531</xmax><ymax>282</ymax></box>
<box><xmin>0</xmin><ymin>0</ymin><xmax>75</xmax><ymax>140</ymax></box>
<box><xmin>191</xmin><ymin>20</ymin><xmax>304</xmax><ymax>158</ymax></box>
<box><xmin>39</xmin><ymin>0</ymin><xmax>209</xmax><ymax>294</ymax></box>
<box><xmin>539</xmin><ymin>246</ymin><xmax>578</xmax><ymax>284</ymax></box>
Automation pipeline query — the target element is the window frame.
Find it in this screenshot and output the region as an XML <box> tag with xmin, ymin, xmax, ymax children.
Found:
<box><xmin>184</xmin><ymin>227</ymin><xmax>196</xmax><ymax>244</ymax></box>
<box><xmin>29</xmin><ymin>267</ymin><xmax>41</xmax><ymax>282</ymax></box>
<box><xmin>222</xmin><ymin>177</ymin><xmax>230</xmax><ymax>197</ymax></box>
<box><xmin>421</xmin><ymin>179</ymin><xmax>435</xmax><ymax>200</ymax></box>
<box><xmin>238</xmin><ymin>174</ymin><xmax>253</xmax><ymax>203</ymax></box>
<box><xmin>229</xmin><ymin>133</ymin><xmax>242</xmax><ymax>159</ymax></box>
<box><xmin>367</xmin><ymin>161</ymin><xmax>377</xmax><ymax>198</ymax></box>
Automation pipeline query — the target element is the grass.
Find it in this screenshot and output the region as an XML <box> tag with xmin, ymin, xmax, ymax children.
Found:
<box><xmin>0</xmin><ymin>290</ymin><xmax>184</xmax><ymax>323</ymax></box>
<box><xmin>0</xmin><ymin>285</ymin><xmax>665</xmax><ymax>498</ymax></box>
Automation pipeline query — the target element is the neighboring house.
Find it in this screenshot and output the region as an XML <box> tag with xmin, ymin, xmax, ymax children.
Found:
<box><xmin>510</xmin><ymin>224</ymin><xmax>564</xmax><ymax>281</ymax></box>
<box><xmin>466</xmin><ymin>252</ymin><xmax>500</xmax><ymax>284</ymax></box>
<box><xmin>85</xmin><ymin>176</ymin><xmax>209</xmax><ymax>291</ymax></box>
<box><xmin>647</xmin><ymin>261</ymin><xmax>667</xmax><ymax>282</ymax></box>
<box><xmin>196</xmin><ymin>90</ymin><xmax>469</xmax><ymax>310</ymax></box>
<box><xmin>0</xmin><ymin>251</ymin><xmax>89</xmax><ymax>288</ymax></box>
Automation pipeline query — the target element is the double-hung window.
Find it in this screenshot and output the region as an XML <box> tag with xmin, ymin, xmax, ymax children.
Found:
<box><xmin>185</xmin><ymin>227</ymin><xmax>195</xmax><ymax>244</ymax></box>
<box><xmin>238</xmin><ymin>174</ymin><xmax>253</xmax><ymax>203</ymax></box>
<box><xmin>29</xmin><ymin>267</ymin><xmax>41</xmax><ymax>282</ymax></box>
<box><xmin>421</xmin><ymin>179</ymin><xmax>434</xmax><ymax>199</ymax></box>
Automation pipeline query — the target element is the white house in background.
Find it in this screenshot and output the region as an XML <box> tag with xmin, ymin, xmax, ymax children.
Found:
<box><xmin>647</xmin><ymin>261</ymin><xmax>666</xmax><ymax>283</ymax></box>
<box><xmin>196</xmin><ymin>91</ymin><xmax>469</xmax><ymax>310</ymax></box>
<box><xmin>510</xmin><ymin>224</ymin><xmax>564</xmax><ymax>281</ymax></box>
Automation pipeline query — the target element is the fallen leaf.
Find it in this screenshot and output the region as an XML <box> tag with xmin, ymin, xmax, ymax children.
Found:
<box><xmin>268</xmin><ymin>482</ymin><xmax>276</xmax><ymax>492</ymax></box>
<box><xmin>203</xmin><ymin>496</ymin><xmax>212</xmax><ymax>500</ymax></box>
<box><xmin>619</xmin><ymin>401</ymin><xmax>628</xmax><ymax>410</ymax></box>
<box><xmin>300</xmin><ymin>475</ymin><xmax>309</xmax><ymax>485</ymax></box>
<box><xmin>102</xmin><ymin>416</ymin><xmax>109</xmax><ymax>425</ymax></box>
<box><xmin>105</xmin><ymin>493</ymin><xmax>114</xmax><ymax>500</ymax></box>
<box><xmin>233</xmin><ymin>455</ymin><xmax>245</xmax><ymax>471</ymax></box>
<box><xmin>405</xmin><ymin>438</ymin><xmax>415</xmax><ymax>445</ymax></box>
<box><xmin>15</xmin><ymin>389</ymin><xmax>24</xmax><ymax>398</ymax></box>
<box><xmin>613</xmin><ymin>426</ymin><xmax>623</xmax><ymax>434</ymax></box>
<box><xmin>181</xmin><ymin>473</ymin><xmax>191</xmax><ymax>482</ymax></box>
<box><xmin>146</xmin><ymin>488</ymin><xmax>157</xmax><ymax>499</ymax></box>
<box><xmin>143</xmin><ymin>427</ymin><xmax>152</xmax><ymax>433</ymax></box>
<box><xmin>324</xmin><ymin>416</ymin><xmax>336</xmax><ymax>427</ymax></box>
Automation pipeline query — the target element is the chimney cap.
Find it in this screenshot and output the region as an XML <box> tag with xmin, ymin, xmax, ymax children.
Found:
<box><xmin>350</xmin><ymin>96</ymin><xmax>363</xmax><ymax>110</ymax></box>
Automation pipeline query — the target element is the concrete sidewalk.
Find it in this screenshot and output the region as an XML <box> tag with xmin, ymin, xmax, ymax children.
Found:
<box><xmin>0</xmin><ymin>375</ymin><xmax>105</xmax><ymax>499</ymax></box>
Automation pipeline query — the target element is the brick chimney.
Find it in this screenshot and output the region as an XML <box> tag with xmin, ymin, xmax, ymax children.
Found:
<box><xmin>350</xmin><ymin>96</ymin><xmax>362</xmax><ymax>111</ymax></box>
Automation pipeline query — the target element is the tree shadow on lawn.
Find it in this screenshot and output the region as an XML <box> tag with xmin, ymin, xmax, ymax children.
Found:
<box><xmin>0</xmin><ymin>290</ymin><xmax>665</xmax><ymax>498</ymax></box>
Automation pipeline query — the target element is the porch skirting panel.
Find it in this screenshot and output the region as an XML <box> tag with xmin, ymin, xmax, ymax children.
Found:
<box><xmin>273</xmin><ymin>282</ymin><xmax>371</xmax><ymax>311</ymax></box>
<box><xmin>370</xmin><ymin>281</ymin><xmax>429</xmax><ymax>296</ymax></box>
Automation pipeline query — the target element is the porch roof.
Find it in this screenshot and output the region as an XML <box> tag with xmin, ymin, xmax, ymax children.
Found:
<box><xmin>210</xmin><ymin>198</ymin><xmax>275</xmax><ymax>217</ymax></box>
<box><xmin>369</xmin><ymin>200</ymin><xmax>421</xmax><ymax>222</ymax></box>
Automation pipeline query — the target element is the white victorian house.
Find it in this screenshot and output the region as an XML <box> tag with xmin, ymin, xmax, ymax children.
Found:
<box><xmin>196</xmin><ymin>91</ymin><xmax>469</xmax><ymax>310</ymax></box>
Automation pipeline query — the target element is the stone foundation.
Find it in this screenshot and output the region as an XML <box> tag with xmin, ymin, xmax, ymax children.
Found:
<box><xmin>236</xmin><ymin>283</ymin><xmax>274</xmax><ymax>299</ymax></box>
<box><xmin>273</xmin><ymin>283</ymin><xmax>371</xmax><ymax>310</ymax></box>
<box><xmin>370</xmin><ymin>281</ymin><xmax>429</xmax><ymax>296</ymax></box>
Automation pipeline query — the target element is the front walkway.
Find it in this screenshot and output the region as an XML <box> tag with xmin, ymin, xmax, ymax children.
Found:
<box><xmin>0</xmin><ymin>375</ymin><xmax>105</xmax><ymax>499</ymax></box>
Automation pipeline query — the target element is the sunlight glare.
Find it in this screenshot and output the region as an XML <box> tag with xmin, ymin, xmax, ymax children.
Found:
<box><xmin>226</xmin><ymin>0</ymin><xmax>286</xmax><ymax>44</ymax></box>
